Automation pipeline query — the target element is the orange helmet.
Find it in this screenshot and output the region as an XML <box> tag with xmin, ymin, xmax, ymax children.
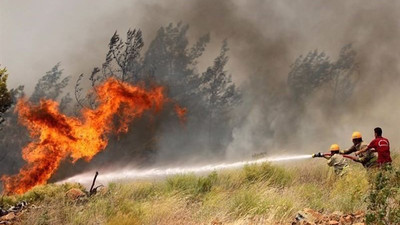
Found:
<box><xmin>352</xmin><ymin>131</ymin><xmax>362</xmax><ymax>140</ymax></box>
<box><xmin>330</xmin><ymin>144</ymin><xmax>340</xmax><ymax>152</ymax></box>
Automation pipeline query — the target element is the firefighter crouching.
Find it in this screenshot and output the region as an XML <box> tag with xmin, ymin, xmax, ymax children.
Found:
<box><xmin>313</xmin><ymin>144</ymin><xmax>348</xmax><ymax>175</ymax></box>
<box><xmin>340</xmin><ymin>131</ymin><xmax>377</xmax><ymax>168</ymax></box>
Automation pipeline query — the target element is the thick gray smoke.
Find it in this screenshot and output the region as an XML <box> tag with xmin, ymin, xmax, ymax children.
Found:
<box><xmin>149</xmin><ymin>0</ymin><xmax>400</xmax><ymax>160</ymax></box>
<box><xmin>1</xmin><ymin>0</ymin><xmax>400</xmax><ymax>180</ymax></box>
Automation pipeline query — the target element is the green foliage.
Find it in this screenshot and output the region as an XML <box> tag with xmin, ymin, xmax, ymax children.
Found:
<box><xmin>0</xmin><ymin>66</ymin><xmax>12</xmax><ymax>125</ymax></box>
<box><xmin>366</xmin><ymin>165</ymin><xmax>400</xmax><ymax>224</ymax></box>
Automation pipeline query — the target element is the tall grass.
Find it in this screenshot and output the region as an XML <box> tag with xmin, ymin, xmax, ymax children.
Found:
<box><xmin>4</xmin><ymin>157</ymin><xmax>396</xmax><ymax>225</ymax></box>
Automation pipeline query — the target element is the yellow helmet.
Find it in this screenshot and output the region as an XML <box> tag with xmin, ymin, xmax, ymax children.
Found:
<box><xmin>330</xmin><ymin>144</ymin><xmax>340</xmax><ymax>152</ymax></box>
<box><xmin>352</xmin><ymin>131</ymin><xmax>362</xmax><ymax>140</ymax></box>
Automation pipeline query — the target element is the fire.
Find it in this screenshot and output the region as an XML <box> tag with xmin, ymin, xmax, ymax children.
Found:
<box><xmin>1</xmin><ymin>78</ymin><xmax>184</xmax><ymax>194</ymax></box>
<box><xmin>175</xmin><ymin>105</ymin><xmax>187</xmax><ymax>123</ymax></box>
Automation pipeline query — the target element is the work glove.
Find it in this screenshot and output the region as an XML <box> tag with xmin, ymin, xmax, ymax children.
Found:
<box><xmin>312</xmin><ymin>152</ymin><xmax>323</xmax><ymax>158</ymax></box>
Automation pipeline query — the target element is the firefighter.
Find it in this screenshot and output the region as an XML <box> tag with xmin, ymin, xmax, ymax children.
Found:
<box><xmin>312</xmin><ymin>144</ymin><xmax>348</xmax><ymax>175</ymax></box>
<box><xmin>340</xmin><ymin>131</ymin><xmax>377</xmax><ymax>168</ymax></box>
<box><xmin>355</xmin><ymin>127</ymin><xmax>392</xmax><ymax>167</ymax></box>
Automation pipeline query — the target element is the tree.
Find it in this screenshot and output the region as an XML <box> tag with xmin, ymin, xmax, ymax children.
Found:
<box><xmin>0</xmin><ymin>80</ymin><xmax>25</xmax><ymax>171</ymax></box>
<box><xmin>330</xmin><ymin>44</ymin><xmax>357</xmax><ymax>104</ymax></box>
<box><xmin>287</xmin><ymin>44</ymin><xmax>357</xmax><ymax>104</ymax></box>
<box><xmin>266</xmin><ymin>45</ymin><xmax>359</xmax><ymax>148</ymax></box>
<box><xmin>102</xmin><ymin>29</ymin><xmax>144</xmax><ymax>82</ymax></box>
<box><xmin>143</xmin><ymin>23</ymin><xmax>210</xmax><ymax>103</ymax></box>
<box><xmin>287</xmin><ymin>50</ymin><xmax>333</xmax><ymax>101</ymax></box>
<box><xmin>201</xmin><ymin>40</ymin><xmax>240</xmax><ymax>115</ymax></box>
<box><xmin>75</xmin><ymin>30</ymin><xmax>144</xmax><ymax>110</ymax></box>
<box><xmin>29</xmin><ymin>63</ymin><xmax>70</xmax><ymax>103</ymax></box>
<box><xmin>0</xmin><ymin>66</ymin><xmax>12</xmax><ymax>125</ymax></box>
<box><xmin>200</xmin><ymin>40</ymin><xmax>241</xmax><ymax>152</ymax></box>
<box><xmin>68</xmin><ymin>23</ymin><xmax>242</xmax><ymax>169</ymax></box>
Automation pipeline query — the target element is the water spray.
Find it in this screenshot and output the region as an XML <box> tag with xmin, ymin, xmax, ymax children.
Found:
<box><xmin>59</xmin><ymin>154</ymin><xmax>312</xmax><ymax>186</ymax></box>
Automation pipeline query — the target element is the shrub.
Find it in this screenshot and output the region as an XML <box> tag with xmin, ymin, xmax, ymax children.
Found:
<box><xmin>366</xmin><ymin>165</ymin><xmax>400</xmax><ymax>224</ymax></box>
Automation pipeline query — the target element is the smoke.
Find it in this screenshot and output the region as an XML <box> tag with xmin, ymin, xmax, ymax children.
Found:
<box><xmin>141</xmin><ymin>0</ymin><xmax>400</xmax><ymax>159</ymax></box>
<box><xmin>2</xmin><ymin>0</ymin><xmax>400</xmax><ymax>182</ymax></box>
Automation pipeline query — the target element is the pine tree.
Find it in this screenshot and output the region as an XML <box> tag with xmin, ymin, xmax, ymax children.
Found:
<box><xmin>29</xmin><ymin>63</ymin><xmax>70</xmax><ymax>103</ymax></box>
<box><xmin>0</xmin><ymin>66</ymin><xmax>12</xmax><ymax>125</ymax></box>
<box><xmin>200</xmin><ymin>40</ymin><xmax>241</xmax><ymax>152</ymax></box>
<box><xmin>102</xmin><ymin>29</ymin><xmax>144</xmax><ymax>82</ymax></box>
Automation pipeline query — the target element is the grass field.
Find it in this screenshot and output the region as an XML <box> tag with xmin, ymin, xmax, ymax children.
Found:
<box><xmin>2</xmin><ymin>154</ymin><xmax>399</xmax><ymax>225</ymax></box>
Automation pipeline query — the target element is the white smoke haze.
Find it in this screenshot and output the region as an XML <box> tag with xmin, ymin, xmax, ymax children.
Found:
<box><xmin>1</xmin><ymin>0</ymin><xmax>400</xmax><ymax>181</ymax></box>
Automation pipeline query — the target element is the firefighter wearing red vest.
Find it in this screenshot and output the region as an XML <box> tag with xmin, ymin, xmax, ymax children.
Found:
<box><xmin>355</xmin><ymin>127</ymin><xmax>392</xmax><ymax>166</ymax></box>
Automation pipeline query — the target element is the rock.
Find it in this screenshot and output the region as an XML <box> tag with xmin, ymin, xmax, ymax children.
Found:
<box><xmin>293</xmin><ymin>208</ymin><xmax>365</xmax><ymax>225</ymax></box>
<box><xmin>304</xmin><ymin>208</ymin><xmax>323</xmax><ymax>220</ymax></box>
<box><xmin>0</xmin><ymin>212</ymin><xmax>15</xmax><ymax>221</ymax></box>
<box><xmin>211</xmin><ymin>218</ymin><xmax>222</xmax><ymax>225</ymax></box>
<box><xmin>66</xmin><ymin>188</ymin><xmax>86</xmax><ymax>200</ymax></box>
<box><xmin>296</xmin><ymin>208</ymin><xmax>323</xmax><ymax>223</ymax></box>
<box><xmin>0</xmin><ymin>209</ymin><xmax>7</xmax><ymax>217</ymax></box>
<box><xmin>8</xmin><ymin>201</ymin><xmax>28</xmax><ymax>212</ymax></box>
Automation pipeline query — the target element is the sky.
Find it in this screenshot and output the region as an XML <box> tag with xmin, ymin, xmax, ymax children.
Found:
<box><xmin>1</xmin><ymin>0</ymin><xmax>400</xmax><ymax>158</ymax></box>
<box><xmin>1</xmin><ymin>0</ymin><xmax>356</xmax><ymax>93</ymax></box>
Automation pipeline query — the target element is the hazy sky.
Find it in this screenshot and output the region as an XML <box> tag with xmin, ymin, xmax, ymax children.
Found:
<box><xmin>1</xmin><ymin>0</ymin><xmax>353</xmax><ymax>93</ymax></box>
<box><xmin>2</xmin><ymin>0</ymin><xmax>400</xmax><ymax>153</ymax></box>
<box><xmin>1</xmin><ymin>1</ymin><xmax>147</xmax><ymax>93</ymax></box>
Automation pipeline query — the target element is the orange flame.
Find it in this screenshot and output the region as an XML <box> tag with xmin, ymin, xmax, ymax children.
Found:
<box><xmin>1</xmin><ymin>78</ymin><xmax>180</xmax><ymax>194</ymax></box>
<box><xmin>175</xmin><ymin>105</ymin><xmax>187</xmax><ymax>124</ymax></box>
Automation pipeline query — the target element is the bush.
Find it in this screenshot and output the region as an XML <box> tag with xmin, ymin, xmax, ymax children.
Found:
<box><xmin>366</xmin><ymin>165</ymin><xmax>400</xmax><ymax>224</ymax></box>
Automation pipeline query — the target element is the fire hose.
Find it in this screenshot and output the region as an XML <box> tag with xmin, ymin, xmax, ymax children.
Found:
<box><xmin>312</xmin><ymin>152</ymin><xmax>359</xmax><ymax>162</ymax></box>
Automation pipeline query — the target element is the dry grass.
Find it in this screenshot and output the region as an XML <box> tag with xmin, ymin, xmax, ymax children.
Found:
<box><xmin>3</xmin><ymin>154</ymin><xmax>399</xmax><ymax>225</ymax></box>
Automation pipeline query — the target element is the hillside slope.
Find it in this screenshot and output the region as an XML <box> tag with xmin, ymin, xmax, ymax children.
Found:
<box><xmin>1</xmin><ymin>155</ymin><xmax>399</xmax><ymax>225</ymax></box>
